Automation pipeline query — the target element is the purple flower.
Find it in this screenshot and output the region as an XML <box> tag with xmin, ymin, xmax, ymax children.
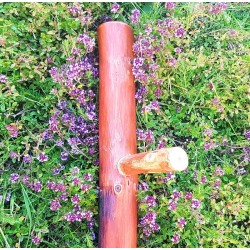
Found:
<box><xmin>214</xmin><ymin>167</ymin><xmax>225</xmax><ymax>176</ymax></box>
<box><xmin>79</xmin><ymin>12</ymin><xmax>93</xmax><ymax>26</ymax></box>
<box><xmin>73</xmin><ymin>205</ymin><xmax>81</xmax><ymax>211</ymax></box>
<box><xmin>204</xmin><ymin>128</ymin><xmax>213</xmax><ymax>137</ymax></box>
<box><xmin>64</xmin><ymin>212</ymin><xmax>77</xmax><ymax>222</ymax></box>
<box><xmin>91</xmin><ymin>232</ymin><xmax>96</xmax><ymax>240</ymax></box>
<box><xmin>168</xmin><ymin>199</ymin><xmax>177</xmax><ymax>211</ymax></box>
<box><xmin>172</xmin><ymin>233</ymin><xmax>180</xmax><ymax>244</ymax></box>
<box><xmin>67</xmin><ymin>4</ymin><xmax>82</xmax><ymax>17</ymax></box>
<box><xmin>168</xmin><ymin>58</ymin><xmax>177</xmax><ymax>67</ymax></box>
<box><xmin>58</xmin><ymin>193</ymin><xmax>68</xmax><ymax>201</ymax></box>
<box><xmin>71</xmin><ymin>194</ymin><xmax>81</xmax><ymax>204</ymax></box>
<box><xmin>138</xmin><ymin>182</ymin><xmax>149</xmax><ymax>191</ymax></box>
<box><xmin>245</xmin><ymin>130</ymin><xmax>250</xmax><ymax>140</ymax></box>
<box><xmin>213</xmin><ymin>179</ymin><xmax>221</xmax><ymax>189</ymax></box>
<box><xmin>47</xmin><ymin>181</ymin><xmax>66</xmax><ymax>192</ymax></box>
<box><xmin>83</xmin><ymin>173</ymin><xmax>92</xmax><ymax>181</ymax></box>
<box><xmin>158</xmin><ymin>139</ymin><xmax>166</xmax><ymax>149</ymax></box>
<box><xmin>0</xmin><ymin>74</ymin><xmax>7</xmax><ymax>83</ymax></box>
<box><xmin>10</xmin><ymin>173</ymin><xmax>19</xmax><ymax>183</ymax></box>
<box><xmin>228</xmin><ymin>29</ymin><xmax>237</xmax><ymax>36</ymax></box>
<box><xmin>204</xmin><ymin>141</ymin><xmax>216</xmax><ymax>150</ymax></box>
<box><xmin>10</xmin><ymin>151</ymin><xmax>18</xmax><ymax>159</ymax></box>
<box><xmin>38</xmin><ymin>153</ymin><xmax>48</xmax><ymax>162</ymax></box>
<box><xmin>6</xmin><ymin>124</ymin><xmax>18</xmax><ymax>138</ymax></box>
<box><xmin>200</xmin><ymin>175</ymin><xmax>207</xmax><ymax>184</ymax></box>
<box><xmin>60</xmin><ymin>165</ymin><xmax>65</xmax><ymax>170</ymax></box>
<box><xmin>243</xmin><ymin>147</ymin><xmax>250</xmax><ymax>162</ymax></box>
<box><xmin>61</xmin><ymin>151</ymin><xmax>69</xmax><ymax>161</ymax></box>
<box><xmin>46</xmin><ymin>56</ymin><xmax>54</xmax><ymax>64</ymax></box>
<box><xmin>150</xmin><ymin>222</ymin><xmax>160</xmax><ymax>231</ymax></box>
<box><xmin>22</xmin><ymin>174</ymin><xmax>30</xmax><ymax>185</ymax></box>
<box><xmin>144</xmin><ymin>195</ymin><xmax>157</xmax><ymax>207</ymax></box>
<box><xmin>174</xmin><ymin>27</ymin><xmax>186</xmax><ymax>38</ymax></box>
<box><xmin>50</xmin><ymin>200</ymin><xmax>61</xmax><ymax>211</ymax></box>
<box><xmin>81</xmin><ymin>184</ymin><xmax>91</xmax><ymax>192</ymax></box>
<box><xmin>83</xmin><ymin>211</ymin><xmax>93</xmax><ymax>220</ymax></box>
<box><xmin>31</xmin><ymin>180</ymin><xmax>43</xmax><ymax>192</ymax></box>
<box><xmin>165</xmin><ymin>2</ymin><xmax>176</xmax><ymax>9</ymax></box>
<box><xmin>110</xmin><ymin>3</ymin><xmax>120</xmax><ymax>13</ymax></box>
<box><xmin>72</xmin><ymin>167</ymin><xmax>80</xmax><ymax>175</ymax></box>
<box><xmin>191</xmin><ymin>198</ymin><xmax>201</xmax><ymax>209</ymax></box>
<box><xmin>72</xmin><ymin>177</ymin><xmax>81</xmax><ymax>186</ymax></box>
<box><xmin>145</xmin><ymin>26</ymin><xmax>152</xmax><ymax>35</ymax></box>
<box><xmin>174</xmin><ymin>47</ymin><xmax>182</xmax><ymax>54</ymax></box>
<box><xmin>185</xmin><ymin>192</ymin><xmax>193</xmax><ymax>200</ymax></box>
<box><xmin>145</xmin><ymin>129</ymin><xmax>154</xmax><ymax>144</ymax></box>
<box><xmin>149</xmin><ymin>100</ymin><xmax>160</xmax><ymax>112</ymax></box>
<box><xmin>56</xmin><ymin>139</ymin><xmax>64</xmax><ymax>147</ymax></box>
<box><xmin>32</xmin><ymin>235</ymin><xmax>42</xmax><ymax>245</ymax></box>
<box><xmin>177</xmin><ymin>217</ymin><xmax>186</xmax><ymax>229</ymax></box>
<box><xmin>135</xmin><ymin>85</ymin><xmax>147</xmax><ymax>103</ymax></box>
<box><xmin>143</xmin><ymin>227</ymin><xmax>151</xmax><ymax>237</ymax></box>
<box><xmin>237</xmin><ymin>168</ymin><xmax>246</xmax><ymax>175</ymax></box>
<box><xmin>211</xmin><ymin>98</ymin><xmax>220</xmax><ymax>105</ymax></box>
<box><xmin>87</xmin><ymin>219</ymin><xmax>94</xmax><ymax>228</ymax></box>
<box><xmin>171</xmin><ymin>190</ymin><xmax>181</xmax><ymax>200</ymax></box>
<box><xmin>167</xmin><ymin>172</ymin><xmax>175</xmax><ymax>181</ymax></box>
<box><xmin>23</xmin><ymin>154</ymin><xmax>32</xmax><ymax>163</ymax></box>
<box><xmin>140</xmin><ymin>212</ymin><xmax>156</xmax><ymax>226</ymax></box>
<box><xmin>57</xmin><ymin>100</ymin><xmax>67</xmax><ymax>110</ymax></box>
<box><xmin>131</xmin><ymin>9</ymin><xmax>140</xmax><ymax>24</ymax></box>
<box><xmin>53</xmin><ymin>168</ymin><xmax>61</xmax><ymax>175</ymax></box>
<box><xmin>208</xmin><ymin>3</ymin><xmax>227</xmax><ymax>14</ymax></box>
<box><xmin>68</xmin><ymin>137</ymin><xmax>79</xmax><ymax>147</ymax></box>
<box><xmin>77</xmin><ymin>34</ymin><xmax>95</xmax><ymax>52</ymax></box>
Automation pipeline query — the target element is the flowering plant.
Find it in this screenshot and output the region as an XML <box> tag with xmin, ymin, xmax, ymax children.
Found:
<box><xmin>0</xmin><ymin>2</ymin><xmax>249</xmax><ymax>248</ymax></box>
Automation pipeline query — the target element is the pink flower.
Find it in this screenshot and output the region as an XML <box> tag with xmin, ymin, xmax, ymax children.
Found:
<box><xmin>144</xmin><ymin>195</ymin><xmax>157</xmax><ymax>207</ymax></box>
<box><xmin>168</xmin><ymin>58</ymin><xmax>177</xmax><ymax>67</ymax></box>
<box><xmin>110</xmin><ymin>3</ymin><xmax>120</xmax><ymax>13</ymax></box>
<box><xmin>168</xmin><ymin>199</ymin><xmax>177</xmax><ymax>211</ymax></box>
<box><xmin>165</xmin><ymin>2</ymin><xmax>176</xmax><ymax>9</ymax></box>
<box><xmin>214</xmin><ymin>179</ymin><xmax>221</xmax><ymax>189</ymax></box>
<box><xmin>191</xmin><ymin>198</ymin><xmax>201</xmax><ymax>209</ymax></box>
<box><xmin>172</xmin><ymin>233</ymin><xmax>180</xmax><ymax>244</ymax></box>
<box><xmin>174</xmin><ymin>27</ymin><xmax>186</xmax><ymax>38</ymax></box>
<box><xmin>71</xmin><ymin>194</ymin><xmax>81</xmax><ymax>204</ymax></box>
<box><xmin>171</xmin><ymin>190</ymin><xmax>180</xmax><ymax>200</ymax></box>
<box><xmin>174</xmin><ymin>47</ymin><xmax>182</xmax><ymax>54</ymax></box>
<box><xmin>0</xmin><ymin>74</ymin><xmax>7</xmax><ymax>82</ymax></box>
<box><xmin>38</xmin><ymin>153</ymin><xmax>48</xmax><ymax>162</ymax></box>
<box><xmin>10</xmin><ymin>173</ymin><xmax>19</xmax><ymax>183</ymax></box>
<box><xmin>185</xmin><ymin>192</ymin><xmax>193</xmax><ymax>200</ymax></box>
<box><xmin>131</xmin><ymin>9</ymin><xmax>140</xmax><ymax>24</ymax></box>
<box><xmin>32</xmin><ymin>235</ymin><xmax>42</xmax><ymax>245</ymax></box>
<box><xmin>50</xmin><ymin>200</ymin><xmax>61</xmax><ymax>211</ymax></box>
<box><xmin>177</xmin><ymin>217</ymin><xmax>187</xmax><ymax>229</ymax></box>
<box><xmin>6</xmin><ymin>124</ymin><xmax>18</xmax><ymax>138</ymax></box>
<box><xmin>200</xmin><ymin>175</ymin><xmax>207</xmax><ymax>184</ymax></box>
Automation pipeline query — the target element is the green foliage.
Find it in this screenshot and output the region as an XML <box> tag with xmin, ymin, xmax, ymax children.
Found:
<box><xmin>0</xmin><ymin>2</ymin><xmax>249</xmax><ymax>248</ymax></box>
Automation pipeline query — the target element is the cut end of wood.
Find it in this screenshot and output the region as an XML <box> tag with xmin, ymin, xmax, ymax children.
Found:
<box><xmin>167</xmin><ymin>147</ymin><xmax>188</xmax><ymax>171</ymax></box>
<box><xmin>118</xmin><ymin>147</ymin><xmax>188</xmax><ymax>176</ymax></box>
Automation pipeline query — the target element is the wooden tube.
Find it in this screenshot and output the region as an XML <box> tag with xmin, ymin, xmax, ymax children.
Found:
<box><xmin>98</xmin><ymin>21</ymin><xmax>138</xmax><ymax>248</ymax></box>
<box><xmin>118</xmin><ymin>147</ymin><xmax>188</xmax><ymax>176</ymax></box>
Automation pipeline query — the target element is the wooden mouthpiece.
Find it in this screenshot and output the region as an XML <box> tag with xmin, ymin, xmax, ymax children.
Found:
<box><xmin>118</xmin><ymin>147</ymin><xmax>188</xmax><ymax>176</ymax></box>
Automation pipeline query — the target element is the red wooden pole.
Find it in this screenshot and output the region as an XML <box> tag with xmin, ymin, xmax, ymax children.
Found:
<box><xmin>98</xmin><ymin>21</ymin><xmax>138</xmax><ymax>248</ymax></box>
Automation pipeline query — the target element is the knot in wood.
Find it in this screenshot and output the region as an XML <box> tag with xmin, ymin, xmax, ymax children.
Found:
<box><xmin>114</xmin><ymin>184</ymin><xmax>122</xmax><ymax>193</ymax></box>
